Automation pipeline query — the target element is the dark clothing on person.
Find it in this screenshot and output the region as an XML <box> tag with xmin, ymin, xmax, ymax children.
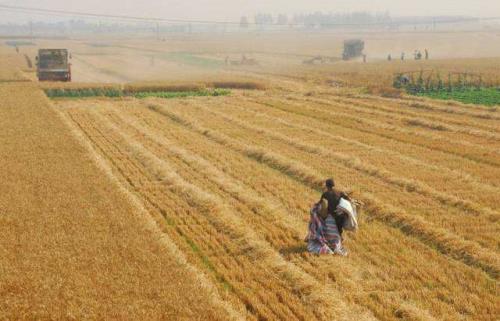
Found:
<box><xmin>319</xmin><ymin>189</ymin><xmax>350</xmax><ymax>235</ymax></box>
<box><xmin>320</xmin><ymin>189</ymin><xmax>349</xmax><ymax>214</ymax></box>
<box><xmin>335</xmin><ymin>214</ymin><xmax>347</xmax><ymax>236</ymax></box>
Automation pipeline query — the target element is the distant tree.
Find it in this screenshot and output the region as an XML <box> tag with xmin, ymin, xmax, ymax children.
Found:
<box><xmin>244</xmin><ymin>11</ymin><xmax>394</xmax><ymax>30</ymax></box>
<box><xmin>254</xmin><ymin>13</ymin><xmax>274</xmax><ymax>26</ymax></box>
<box><xmin>240</xmin><ymin>16</ymin><xmax>249</xmax><ymax>29</ymax></box>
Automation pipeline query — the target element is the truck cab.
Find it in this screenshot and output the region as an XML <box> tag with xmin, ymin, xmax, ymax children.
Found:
<box><xmin>36</xmin><ymin>49</ymin><xmax>71</xmax><ymax>82</ymax></box>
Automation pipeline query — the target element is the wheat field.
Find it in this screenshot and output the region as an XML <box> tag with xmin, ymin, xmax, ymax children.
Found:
<box><xmin>1</xmin><ymin>32</ymin><xmax>499</xmax><ymax>320</ymax></box>
<box><xmin>0</xmin><ymin>54</ymin><xmax>240</xmax><ymax>321</ymax></box>
<box><xmin>53</xmin><ymin>86</ymin><xmax>499</xmax><ymax>320</ymax></box>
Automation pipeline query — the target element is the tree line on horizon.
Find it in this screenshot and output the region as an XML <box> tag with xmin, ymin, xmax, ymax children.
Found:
<box><xmin>240</xmin><ymin>11</ymin><xmax>392</xmax><ymax>28</ymax></box>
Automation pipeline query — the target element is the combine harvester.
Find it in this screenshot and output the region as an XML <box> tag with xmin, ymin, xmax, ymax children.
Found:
<box><xmin>303</xmin><ymin>39</ymin><xmax>365</xmax><ymax>64</ymax></box>
<box><xmin>342</xmin><ymin>39</ymin><xmax>365</xmax><ymax>60</ymax></box>
<box><xmin>36</xmin><ymin>49</ymin><xmax>72</xmax><ymax>82</ymax></box>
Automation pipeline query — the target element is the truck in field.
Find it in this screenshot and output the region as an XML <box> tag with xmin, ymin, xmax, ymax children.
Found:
<box><xmin>36</xmin><ymin>49</ymin><xmax>71</xmax><ymax>82</ymax></box>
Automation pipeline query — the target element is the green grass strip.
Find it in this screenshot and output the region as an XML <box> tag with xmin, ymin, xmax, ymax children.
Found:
<box><xmin>414</xmin><ymin>88</ymin><xmax>500</xmax><ymax>107</ymax></box>
<box><xmin>44</xmin><ymin>87</ymin><xmax>123</xmax><ymax>98</ymax></box>
<box><xmin>44</xmin><ymin>88</ymin><xmax>231</xmax><ymax>99</ymax></box>
<box><xmin>134</xmin><ymin>89</ymin><xmax>230</xmax><ymax>99</ymax></box>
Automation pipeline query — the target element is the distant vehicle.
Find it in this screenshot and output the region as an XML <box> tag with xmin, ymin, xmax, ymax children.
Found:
<box><xmin>36</xmin><ymin>49</ymin><xmax>71</xmax><ymax>82</ymax></box>
<box><xmin>342</xmin><ymin>39</ymin><xmax>365</xmax><ymax>60</ymax></box>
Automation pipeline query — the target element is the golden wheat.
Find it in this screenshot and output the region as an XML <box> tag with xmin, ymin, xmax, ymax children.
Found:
<box><xmin>3</xmin><ymin>34</ymin><xmax>500</xmax><ymax>321</ymax></box>
<box><xmin>56</xmin><ymin>94</ymin><xmax>500</xmax><ymax>320</ymax></box>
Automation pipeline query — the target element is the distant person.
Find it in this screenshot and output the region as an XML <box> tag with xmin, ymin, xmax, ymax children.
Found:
<box><xmin>425</xmin><ymin>49</ymin><xmax>429</xmax><ymax>60</ymax></box>
<box><xmin>401</xmin><ymin>52</ymin><xmax>405</xmax><ymax>61</ymax></box>
<box><xmin>399</xmin><ymin>74</ymin><xmax>410</xmax><ymax>85</ymax></box>
<box><xmin>387</xmin><ymin>54</ymin><xmax>392</xmax><ymax>61</ymax></box>
<box><xmin>362</xmin><ymin>54</ymin><xmax>367</xmax><ymax>63</ymax></box>
<box><xmin>15</xmin><ymin>46</ymin><xmax>19</xmax><ymax>54</ymax></box>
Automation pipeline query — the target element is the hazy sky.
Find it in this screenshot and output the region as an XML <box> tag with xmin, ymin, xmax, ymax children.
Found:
<box><xmin>1</xmin><ymin>0</ymin><xmax>500</xmax><ymax>23</ymax></box>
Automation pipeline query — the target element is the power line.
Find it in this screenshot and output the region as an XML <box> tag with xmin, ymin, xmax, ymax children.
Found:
<box><xmin>0</xmin><ymin>4</ymin><xmax>235</xmax><ymax>25</ymax></box>
<box><xmin>1</xmin><ymin>4</ymin><xmax>499</xmax><ymax>27</ymax></box>
<box><xmin>0</xmin><ymin>8</ymin><xmax>79</xmax><ymax>21</ymax></box>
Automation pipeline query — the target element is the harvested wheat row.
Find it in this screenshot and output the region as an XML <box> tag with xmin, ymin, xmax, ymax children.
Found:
<box><xmin>66</xmin><ymin>97</ymin><xmax>499</xmax><ymax>320</ymax></box>
<box><xmin>323</xmin><ymin>94</ymin><xmax>500</xmax><ymax>131</ymax></box>
<box><xmin>196</xmin><ymin>102</ymin><xmax>499</xmax><ymax>220</ymax></box>
<box><xmin>153</xmin><ymin>98</ymin><xmax>500</xmax><ymax>249</ymax></box>
<box><xmin>237</xmin><ymin>95</ymin><xmax>500</xmax><ymax>188</ymax></box>
<box><xmin>98</xmin><ymin>107</ymin><xmax>377</xmax><ymax>320</ymax></box>
<box><xmin>258</xmin><ymin>98</ymin><xmax>500</xmax><ymax>167</ymax></box>
<box><xmin>0</xmin><ymin>83</ymin><xmax>237</xmax><ymax>321</ymax></box>
<box><xmin>301</xmin><ymin>94</ymin><xmax>500</xmax><ymax>140</ymax></box>
<box><xmin>146</xmin><ymin>102</ymin><xmax>499</xmax><ymax>278</ymax></box>
<box><xmin>54</xmin><ymin>105</ymin><xmax>245</xmax><ymax>321</ymax></box>
<box><xmin>226</xmin><ymin>95</ymin><xmax>500</xmax><ymax>196</ymax></box>
<box><xmin>57</xmin><ymin>97</ymin><xmax>496</xmax><ymax>320</ymax></box>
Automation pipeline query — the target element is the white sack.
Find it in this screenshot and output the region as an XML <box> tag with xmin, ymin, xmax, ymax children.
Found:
<box><xmin>337</xmin><ymin>198</ymin><xmax>358</xmax><ymax>232</ymax></box>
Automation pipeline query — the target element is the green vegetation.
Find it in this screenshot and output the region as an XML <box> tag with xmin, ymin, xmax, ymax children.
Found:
<box><xmin>394</xmin><ymin>70</ymin><xmax>499</xmax><ymax>106</ymax></box>
<box><xmin>416</xmin><ymin>88</ymin><xmax>500</xmax><ymax>106</ymax></box>
<box><xmin>44</xmin><ymin>87</ymin><xmax>123</xmax><ymax>98</ymax></box>
<box><xmin>44</xmin><ymin>87</ymin><xmax>230</xmax><ymax>99</ymax></box>
<box><xmin>134</xmin><ymin>89</ymin><xmax>230</xmax><ymax>99</ymax></box>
